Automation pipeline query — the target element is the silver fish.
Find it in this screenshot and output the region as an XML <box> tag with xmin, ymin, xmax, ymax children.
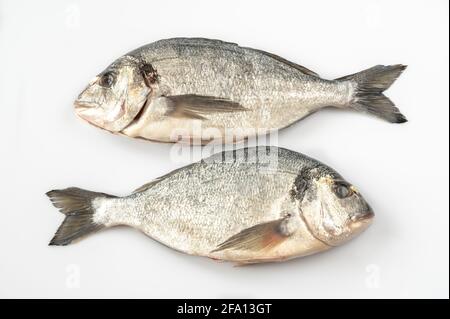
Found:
<box><xmin>46</xmin><ymin>147</ymin><xmax>374</xmax><ymax>264</ymax></box>
<box><xmin>75</xmin><ymin>38</ymin><xmax>407</xmax><ymax>144</ymax></box>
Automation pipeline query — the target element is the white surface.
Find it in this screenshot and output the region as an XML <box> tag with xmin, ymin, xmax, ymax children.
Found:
<box><xmin>0</xmin><ymin>0</ymin><xmax>448</xmax><ymax>299</ymax></box>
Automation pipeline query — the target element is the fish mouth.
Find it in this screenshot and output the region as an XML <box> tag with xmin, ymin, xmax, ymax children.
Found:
<box><xmin>353</xmin><ymin>211</ymin><xmax>375</xmax><ymax>222</ymax></box>
<box><xmin>73</xmin><ymin>99</ymin><xmax>137</xmax><ymax>133</ymax></box>
<box><xmin>73</xmin><ymin>100</ymin><xmax>105</xmax><ymax>129</ymax></box>
<box><xmin>74</xmin><ymin>100</ymin><xmax>98</xmax><ymax>111</ymax></box>
<box><xmin>349</xmin><ymin>211</ymin><xmax>374</xmax><ymax>233</ymax></box>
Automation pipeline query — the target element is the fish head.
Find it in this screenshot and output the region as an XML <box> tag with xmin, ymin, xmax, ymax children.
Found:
<box><xmin>299</xmin><ymin>169</ymin><xmax>374</xmax><ymax>247</ymax></box>
<box><xmin>74</xmin><ymin>56</ymin><xmax>151</xmax><ymax>132</ymax></box>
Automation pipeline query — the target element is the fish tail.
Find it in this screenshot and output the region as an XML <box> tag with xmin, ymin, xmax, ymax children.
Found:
<box><xmin>337</xmin><ymin>64</ymin><xmax>407</xmax><ymax>123</ymax></box>
<box><xmin>46</xmin><ymin>187</ymin><xmax>116</xmax><ymax>245</ymax></box>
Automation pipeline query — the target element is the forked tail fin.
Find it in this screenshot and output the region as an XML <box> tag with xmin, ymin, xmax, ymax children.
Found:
<box><xmin>337</xmin><ymin>64</ymin><xmax>407</xmax><ymax>123</ymax></box>
<box><xmin>46</xmin><ymin>187</ymin><xmax>115</xmax><ymax>245</ymax></box>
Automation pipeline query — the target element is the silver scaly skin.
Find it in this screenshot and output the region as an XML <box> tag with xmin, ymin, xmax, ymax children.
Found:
<box><xmin>47</xmin><ymin>147</ymin><xmax>374</xmax><ymax>264</ymax></box>
<box><xmin>75</xmin><ymin>38</ymin><xmax>407</xmax><ymax>144</ymax></box>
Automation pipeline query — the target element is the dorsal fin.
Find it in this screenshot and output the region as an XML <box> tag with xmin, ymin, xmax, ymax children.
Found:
<box><xmin>252</xmin><ymin>49</ymin><xmax>319</xmax><ymax>77</ymax></box>
<box><xmin>132</xmin><ymin>180</ymin><xmax>161</xmax><ymax>194</ymax></box>
<box><xmin>132</xmin><ymin>165</ymin><xmax>194</xmax><ymax>194</ymax></box>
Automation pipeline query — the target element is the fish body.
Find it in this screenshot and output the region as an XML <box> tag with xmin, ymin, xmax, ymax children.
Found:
<box><xmin>47</xmin><ymin>147</ymin><xmax>374</xmax><ymax>264</ymax></box>
<box><xmin>75</xmin><ymin>38</ymin><xmax>407</xmax><ymax>144</ymax></box>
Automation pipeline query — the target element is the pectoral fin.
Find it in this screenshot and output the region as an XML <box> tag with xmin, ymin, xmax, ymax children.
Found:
<box><xmin>211</xmin><ymin>215</ymin><xmax>296</xmax><ymax>253</ymax></box>
<box><xmin>165</xmin><ymin>94</ymin><xmax>247</xmax><ymax>120</ymax></box>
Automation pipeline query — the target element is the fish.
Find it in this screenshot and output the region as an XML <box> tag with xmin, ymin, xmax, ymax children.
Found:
<box><xmin>75</xmin><ymin>38</ymin><xmax>407</xmax><ymax>144</ymax></box>
<box><xmin>46</xmin><ymin>146</ymin><xmax>374</xmax><ymax>264</ymax></box>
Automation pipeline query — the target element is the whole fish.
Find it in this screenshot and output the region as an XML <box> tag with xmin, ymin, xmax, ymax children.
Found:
<box><xmin>47</xmin><ymin>147</ymin><xmax>374</xmax><ymax>264</ymax></box>
<box><xmin>75</xmin><ymin>38</ymin><xmax>407</xmax><ymax>144</ymax></box>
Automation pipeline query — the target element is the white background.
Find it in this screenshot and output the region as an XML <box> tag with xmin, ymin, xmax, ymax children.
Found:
<box><xmin>0</xmin><ymin>0</ymin><xmax>448</xmax><ymax>298</ymax></box>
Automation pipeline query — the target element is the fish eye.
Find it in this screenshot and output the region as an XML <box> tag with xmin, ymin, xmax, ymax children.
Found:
<box><xmin>99</xmin><ymin>72</ymin><xmax>115</xmax><ymax>88</ymax></box>
<box><xmin>333</xmin><ymin>182</ymin><xmax>353</xmax><ymax>199</ymax></box>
